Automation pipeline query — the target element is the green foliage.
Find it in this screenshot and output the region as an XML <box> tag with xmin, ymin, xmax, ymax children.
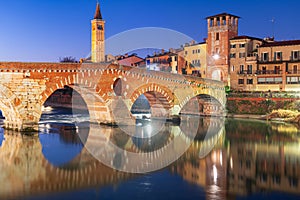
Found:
<box><xmin>59</xmin><ymin>56</ymin><xmax>78</xmax><ymax>63</ymax></box>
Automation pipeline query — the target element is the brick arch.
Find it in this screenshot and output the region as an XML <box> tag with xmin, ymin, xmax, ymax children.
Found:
<box><xmin>0</xmin><ymin>84</ymin><xmax>23</xmax><ymax>129</ymax></box>
<box><xmin>129</xmin><ymin>83</ymin><xmax>175</xmax><ymax>111</ymax></box>
<box><xmin>40</xmin><ymin>73</ymin><xmax>104</xmax><ymax>106</ymax></box>
<box><xmin>40</xmin><ymin>75</ymin><xmax>115</xmax><ymax>125</ymax></box>
<box><xmin>179</xmin><ymin>92</ymin><xmax>225</xmax><ymax>116</ymax></box>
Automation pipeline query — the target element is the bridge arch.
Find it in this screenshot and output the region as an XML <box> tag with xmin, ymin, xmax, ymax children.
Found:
<box><xmin>40</xmin><ymin>74</ymin><xmax>115</xmax><ymax>125</ymax></box>
<box><xmin>180</xmin><ymin>93</ymin><xmax>225</xmax><ymax>116</ymax></box>
<box><xmin>129</xmin><ymin>83</ymin><xmax>175</xmax><ymax>117</ymax></box>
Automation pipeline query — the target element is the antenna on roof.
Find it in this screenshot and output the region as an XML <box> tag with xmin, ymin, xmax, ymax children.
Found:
<box><xmin>270</xmin><ymin>17</ymin><xmax>275</xmax><ymax>39</ymax></box>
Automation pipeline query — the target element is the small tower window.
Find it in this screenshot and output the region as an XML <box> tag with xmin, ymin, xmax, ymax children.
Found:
<box><xmin>216</xmin><ymin>33</ymin><xmax>220</xmax><ymax>41</ymax></box>
<box><xmin>210</xmin><ymin>18</ymin><xmax>214</xmax><ymax>27</ymax></box>
<box><xmin>222</xmin><ymin>16</ymin><xmax>226</xmax><ymax>25</ymax></box>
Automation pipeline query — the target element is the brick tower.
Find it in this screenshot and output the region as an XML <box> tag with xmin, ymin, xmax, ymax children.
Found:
<box><xmin>91</xmin><ymin>2</ymin><xmax>105</xmax><ymax>63</ymax></box>
<box><xmin>206</xmin><ymin>13</ymin><xmax>239</xmax><ymax>84</ymax></box>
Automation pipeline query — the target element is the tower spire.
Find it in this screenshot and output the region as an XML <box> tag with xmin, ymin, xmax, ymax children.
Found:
<box><xmin>94</xmin><ymin>2</ymin><xmax>102</xmax><ymax>20</ymax></box>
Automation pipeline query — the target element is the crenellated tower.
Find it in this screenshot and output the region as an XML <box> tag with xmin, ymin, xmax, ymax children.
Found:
<box><xmin>91</xmin><ymin>2</ymin><xmax>105</xmax><ymax>63</ymax></box>
<box><xmin>206</xmin><ymin>13</ymin><xmax>239</xmax><ymax>84</ymax></box>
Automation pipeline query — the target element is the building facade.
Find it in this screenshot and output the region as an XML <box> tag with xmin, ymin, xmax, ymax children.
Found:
<box><xmin>229</xmin><ymin>36</ymin><xmax>263</xmax><ymax>90</ymax></box>
<box><xmin>183</xmin><ymin>41</ymin><xmax>207</xmax><ymax>77</ymax></box>
<box><xmin>229</xmin><ymin>39</ymin><xmax>300</xmax><ymax>92</ymax></box>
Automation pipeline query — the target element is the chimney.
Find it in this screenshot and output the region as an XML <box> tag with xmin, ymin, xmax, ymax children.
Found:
<box><xmin>190</xmin><ymin>40</ymin><xmax>196</xmax><ymax>45</ymax></box>
<box><xmin>161</xmin><ymin>49</ymin><xmax>165</xmax><ymax>54</ymax></box>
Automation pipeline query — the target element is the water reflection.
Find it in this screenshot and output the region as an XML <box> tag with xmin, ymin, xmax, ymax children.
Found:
<box><xmin>0</xmin><ymin>112</ymin><xmax>300</xmax><ymax>199</ymax></box>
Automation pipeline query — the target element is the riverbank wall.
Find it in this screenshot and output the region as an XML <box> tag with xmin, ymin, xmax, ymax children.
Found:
<box><xmin>226</xmin><ymin>97</ymin><xmax>300</xmax><ymax>115</ymax></box>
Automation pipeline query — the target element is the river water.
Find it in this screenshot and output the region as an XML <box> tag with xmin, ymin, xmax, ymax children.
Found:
<box><xmin>0</xmin><ymin>107</ymin><xmax>300</xmax><ymax>199</ymax></box>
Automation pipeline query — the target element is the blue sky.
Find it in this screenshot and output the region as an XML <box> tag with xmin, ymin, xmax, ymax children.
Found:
<box><xmin>0</xmin><ymin>0</ymin><xmax>299</xmax><ymax>62</ymax></box>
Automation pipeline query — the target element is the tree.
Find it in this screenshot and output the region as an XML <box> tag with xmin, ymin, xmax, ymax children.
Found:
<box><xmin>59</xmin><ymin>56</ymin><xmax>78</xmax><ymax>63</ymax></box>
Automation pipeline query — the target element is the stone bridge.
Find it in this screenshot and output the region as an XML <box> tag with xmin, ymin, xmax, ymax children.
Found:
<box><xmin>0</xmin><ymin>62</ymin><xmax>226</xmax><ymax>131</ymax></box>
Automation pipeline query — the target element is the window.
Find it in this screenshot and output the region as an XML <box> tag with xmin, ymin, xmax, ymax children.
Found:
<box><xmin>217</xmin><ymin>18</ymin><xmax>221</xmax><ymax>26</ymax></box>
<box><xmin>273</xmin><ymin>175</ymin><xmax>281</xmax><ymax>185</ymax></box>
<box><xmin>239</xmin><ymin>52</ymin><xmax>246</xmax><ymax>58</ymax></box>
<box><xmin>239</xmin><ymin>43</ymin><xmax>246</xmax><ymax>48</ymax></box>
<box><xmin>287</xmin><ymin>76</ymin><xmax>300</xmax><ymax>84</ymax></box>
<box><xmin>238</xmin><ymin>79</ymin><xmax>244</xmax><ymax>84</ymax></box>
<box><xmin>293</xmin><ymin>65</ymin><xmax>298</xmax><ymax>74</ymax></box>
<box><xmin>222</xmin><ymin>16</ymin><xmax>226</xmax><ymax>25</ymax></box>
<box><xmin>274</xmin><ymin>52</ymin><xmax>282</xmax><ymax>61</ymax></box>
<box><xmin>247</xmin><ymin>79</ymin><xmax>253</xmax><ymax>84</ymax></box>
<box><xmin>230</xmin><ymin>53</ymin><xmax>236</xmax><ymax>58</ymax></box>
<box><xmin>216</xmin><ymin>32</ymin><xmax>220</xmax><ymax>40</ymax></box>
<box><xmin>274</xmin><ymin>66</ymin><xmax>281</xmax><ymax>74</ymax></box>
<box><xmin>289</xmin><ymin>177</ymin><xmax>298</xmax><ymax>187</ymax></box>
<box><xmin>292</xmin><ymin>51</ymin><xmax>300</xmax><ymax>60</ymax></box>
<box><xmin>260</xmin><ymin>173</ymin><xmax>267</xmax><ymax>183</ymax></box>
<box><xmin>231</xmin><ymin>66</ymin><xmax>235</xmax><ymax>72</ymax></box>
<box><xmin>197</xmin><ymin>49</ymin><xmax>201</xmax><ymax>53</ymax></box>
<box><xmin>246</xmin><ymin>160</ymin><xmax>251</xmax><ymax>169</ymax></box>
<box><xmin>247</xmin><ymin>65</ymin><xmax>252</xmax><ymax>74</ymax></box>
<box><xmin>230</xmin><ymin>44</ymin><xmax>236</xmax><ymax>48</ymax></box>
<box><xmin>210</xmin><ymin>18</ymin><xmax>214</xmax><ymax>27</ymax></box>
<box><xmin>261</xmin><ymin>52</ymin><xmax>269</xmax><ymax>61</ymax></box>
<box><xmin>258</xmin><ymin>77</ymin><xmax>282</xmax><ymax>84</ymax></box>
<box><xmin>240</xmin><ymin>65</ymin><xmax>244</xmax><ymax>74</ymax></box>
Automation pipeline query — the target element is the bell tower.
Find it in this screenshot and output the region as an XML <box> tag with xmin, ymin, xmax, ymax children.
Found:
<box><xmin>206</xmin><ymin>13</ymin><xmax>239</xmax><ymax>84</ymax></box>
<box><xmin>91</xmin><ymin>2</ymin><xmax>105</xmax><ymax>63</ymax></box>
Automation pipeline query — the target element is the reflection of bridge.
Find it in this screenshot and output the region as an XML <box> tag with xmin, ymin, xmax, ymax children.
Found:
<box><xmin>0</xmin><ymin>117</ymin><xmax>224</xmax><ymax>198</ymax></box>
<box><xmin>0</xmin><ymin>62</ymin><xmax>225</xmax><ymax>131</ymax></box>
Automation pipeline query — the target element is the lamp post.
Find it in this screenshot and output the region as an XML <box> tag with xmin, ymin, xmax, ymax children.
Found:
<box><xmin>212</xmin><ymin>54</ymin><xmax>229</xmax><ymax>86</ymax></box>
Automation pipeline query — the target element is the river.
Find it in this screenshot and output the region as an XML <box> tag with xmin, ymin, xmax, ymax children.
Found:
<box><xmin>0</xmin><ymin>107</ymin><xmax>300</xmax><ymax>199</ymax></box>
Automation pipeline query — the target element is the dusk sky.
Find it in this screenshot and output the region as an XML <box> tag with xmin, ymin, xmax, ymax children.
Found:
<box><xmin>0</xmin><ymin>0</ymin><xmax>299</xmax><ymax>62</ymax></box>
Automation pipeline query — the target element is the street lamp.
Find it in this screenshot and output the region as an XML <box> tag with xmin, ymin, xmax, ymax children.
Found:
<box><xmin>212</xmin><ymin>53</ymin><xmax>230</xmax><ymax>86</ymax></box>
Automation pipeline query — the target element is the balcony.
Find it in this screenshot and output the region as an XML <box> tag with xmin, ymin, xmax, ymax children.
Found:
<box><xmin>287</xmin><ymin>70</ymin><xmax>300</xmax><ymax>74</ymax></box>
<box><xmin>237</xmin><ymin>71</ymin><xmax>253</xmax><ymax>75</ymax></box>
<box><xmin>290</xmin><ymin>56</ymin><xmax>300</xmax><ymax>62</ymax></box>
<box><xmin>255</xmin><ymin>70</ymin><xmax>282</xmax><ymax>75</ymax></box>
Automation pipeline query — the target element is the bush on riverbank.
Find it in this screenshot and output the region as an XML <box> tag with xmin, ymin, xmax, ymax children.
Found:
<box><xmin>227</xmin><ymin>99</ymin><xmax>300</xmax><ymax>115</ymax></box>
<box><xmin>267</xmin><ymin>109</ymin><xmax>300</xmax><ymax>124</ymax></box>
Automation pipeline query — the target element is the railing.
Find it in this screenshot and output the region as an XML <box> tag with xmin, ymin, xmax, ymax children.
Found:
<box><xmin>237</xmin><ymin>71</ymin><xmax>253</xmax><ymax>75</ymax></box>
<box><xmin>255</xmin><ymin>70</ymin><xmax>282</xmax><ymax>75</ymax></box>
<box><xmin>290</xmin><ymin>56</ymin><xmax>300</xmax><ymax>62</ymax></box>
<box><xmin>287</xmin><ymin>70</ymin><xmax>300</xmax><ymax>74</ymax></box>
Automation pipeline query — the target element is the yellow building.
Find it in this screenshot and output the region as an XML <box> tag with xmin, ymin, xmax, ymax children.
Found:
<box><xmin>183</xmin><ymin>41</ymin><xmax>207</xmax><ymax>77</ymax></box>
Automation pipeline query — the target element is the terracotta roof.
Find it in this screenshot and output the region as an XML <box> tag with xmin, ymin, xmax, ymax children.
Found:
<box><xmin>94</xmin><ymin>3</ymin><xmax>102</xmax><ymax>20</ymax></box>
<box><xmin>206</xmin><ymin>13</ymin><xmax>240</xmax><ymax>19</ymax></box>
<box><xmin>230</xmin><ymin>35</ymin><xmax>263</xmax><ymax>41</ymax></box>
<box><xmin>260</xmin><ymin>40</ymin><xmax>300</xmax><ymax>47</ymax></box>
